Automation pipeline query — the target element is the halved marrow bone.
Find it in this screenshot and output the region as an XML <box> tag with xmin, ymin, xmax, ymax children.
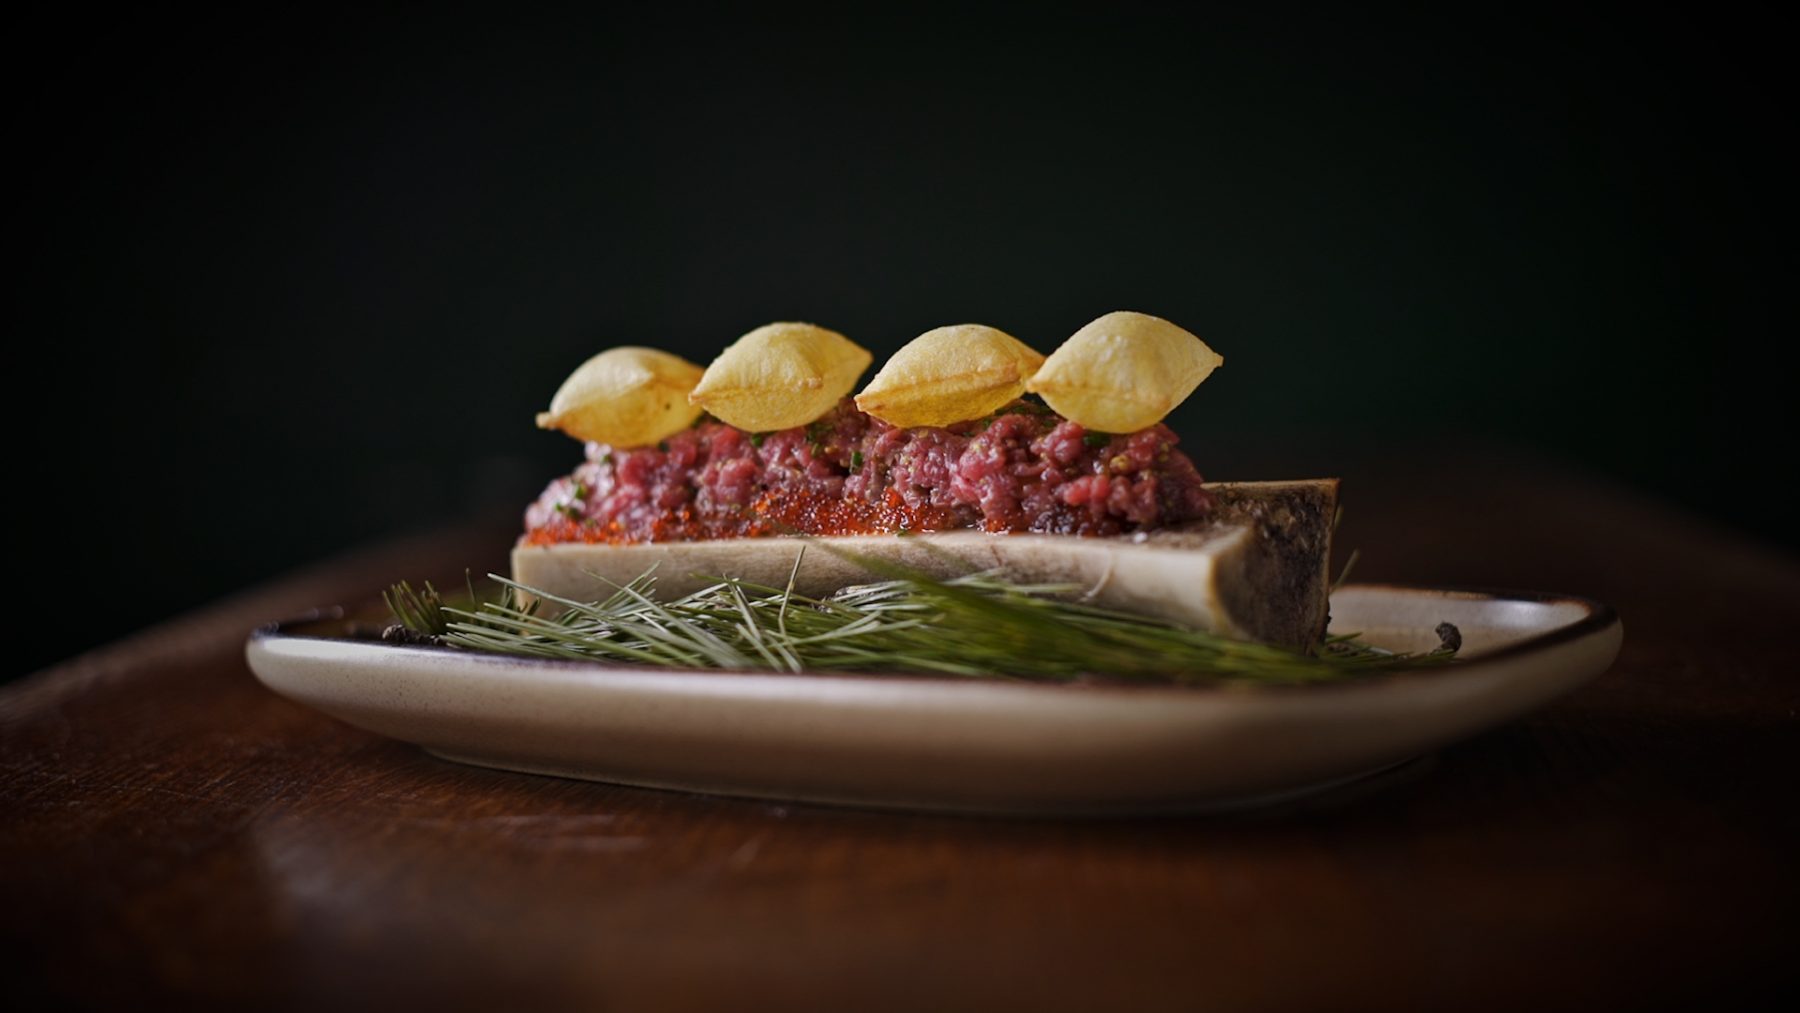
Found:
<box><xmin>510</xmin><ymin>479</ymin><xmax>1338</xmax><ymax>649</ymax></box>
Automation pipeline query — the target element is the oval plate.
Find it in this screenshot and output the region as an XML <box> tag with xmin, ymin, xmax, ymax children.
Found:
<box><xmin>245</xmin><ymin>584</ymin><xmax>1620</xmax><ymax>815</ymax></box>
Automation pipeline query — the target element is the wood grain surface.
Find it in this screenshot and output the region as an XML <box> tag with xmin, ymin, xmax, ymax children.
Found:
<box><xmin>4</xmin><ymin>455</ymin><xmax>1797</xmax><ymax>1012</ymax></box>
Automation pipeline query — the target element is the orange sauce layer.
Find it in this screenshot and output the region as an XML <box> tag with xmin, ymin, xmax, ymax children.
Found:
<box><xmin>522</xmin><ymin>488</ymin><xmax>974</xmax><ymax>546</ymax></box>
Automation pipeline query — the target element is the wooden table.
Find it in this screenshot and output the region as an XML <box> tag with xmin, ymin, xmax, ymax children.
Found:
<box><xmin>5</xmin><ymin>456</ymin><xmax>1796</xmax><ymax>1011</ymax></box>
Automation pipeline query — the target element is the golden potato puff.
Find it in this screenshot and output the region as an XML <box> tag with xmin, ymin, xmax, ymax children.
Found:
<box><xmin>535</xmin><ymin>346</ymin><xmax>705</xmax><ymax>448</ymax></box>
<box><xmin>855</xmin><ymin>324</ymin><xmax>1045</xmax><ymax>428</ymax></box>
<box><xmin>689</xmin><ymin>322</ymin><xmax>872</xmax><ymax>431</ymax></box>
<box><xmin>1026</xmin><ymin>311</ymin><xmax>1223</xmax><ymax>433</ymax></box>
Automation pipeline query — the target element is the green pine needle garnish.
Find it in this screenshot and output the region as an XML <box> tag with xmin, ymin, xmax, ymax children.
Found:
<box><xmin>383</xmin><ymin>555</ymin><xmax>1458</xmax><ymax>685</ymax></box>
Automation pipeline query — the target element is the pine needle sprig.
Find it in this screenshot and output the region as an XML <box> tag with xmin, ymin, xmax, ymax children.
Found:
<box><xmin>383</xmin><ymin>555</ymin><xmax>1459</xmax><ymax>686</ymax></box>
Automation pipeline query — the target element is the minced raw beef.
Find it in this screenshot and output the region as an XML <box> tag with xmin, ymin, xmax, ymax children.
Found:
<box><xmin>523</xmin><ymin>398</ymin><xmax>1210</xmax><ymax>544</ymax></box>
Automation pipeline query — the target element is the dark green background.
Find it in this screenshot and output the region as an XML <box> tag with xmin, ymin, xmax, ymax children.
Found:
<box><xmin>15</xmin><ymin>9</ymin><xmax>1791</xmax><ymax>678</ymax></box>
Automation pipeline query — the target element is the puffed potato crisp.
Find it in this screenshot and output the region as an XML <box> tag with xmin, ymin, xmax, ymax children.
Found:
<box><xmin>689</xmin><ymin>322</ymin><xmax>872</xmax><ymax>431</ymax></box>
<box><xmin>535</xmin><ymin>346</ymin><xmax>705</xmax><ymax>448</ymax></box>
<box><xmin>1026</xmin><ymin>311</ymin><xmax>1223</xmax><ymax>433</ymax></box>
<box><xmin>854</xmin><ymin>324</ymin><xmax>1045</xmax><ymax>428</ymax></box>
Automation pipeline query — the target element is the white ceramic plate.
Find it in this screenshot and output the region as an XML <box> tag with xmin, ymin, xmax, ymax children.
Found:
<box><xmin>246</xmin><ymin>585</ymin><xmax>1620</xmax><ymax>815</ymax></box>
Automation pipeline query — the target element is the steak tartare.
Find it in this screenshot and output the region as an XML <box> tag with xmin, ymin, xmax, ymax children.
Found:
<box><xmin>523</xmin><ymin>398</ymin><xmax>1212</xmax><ymax>545</ymax></box>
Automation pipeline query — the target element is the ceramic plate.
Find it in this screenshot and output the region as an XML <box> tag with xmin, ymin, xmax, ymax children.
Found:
<box><xmin>245</xmin><ymin>585</ymin><xmax>1620</xmax><ymax>815</ymax></box>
